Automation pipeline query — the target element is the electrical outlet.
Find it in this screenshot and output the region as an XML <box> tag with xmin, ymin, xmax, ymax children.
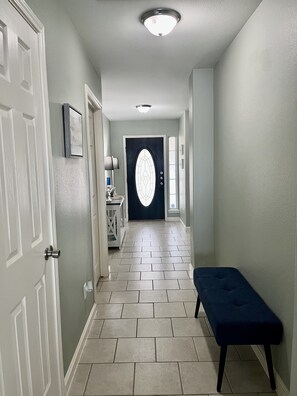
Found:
<box><xmin>83</xmin><ymin>280</ymin><xmax>93</xmax><ymax>300</ymax></box>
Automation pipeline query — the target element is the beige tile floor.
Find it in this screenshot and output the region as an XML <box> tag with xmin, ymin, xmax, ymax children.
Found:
<box><xmin>68</xmin><ymin>221</ymin><xmax>275</xmax><ymax>396</ymax></box>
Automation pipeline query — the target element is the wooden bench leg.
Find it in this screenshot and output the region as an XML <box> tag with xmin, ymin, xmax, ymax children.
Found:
<box><xmin>264</xmin><ymin>344</ymin><xmax>276</xmax><ymax>390</ymax></box>
<box><xmin>217</xmin><ymin>345</ymin><xmax>227</xmax><ymax>392</ymax></box>
<box><xmin>194</xmin><ymin>295</ymin><xmax>201</xmax><ymax>318</ymax></box>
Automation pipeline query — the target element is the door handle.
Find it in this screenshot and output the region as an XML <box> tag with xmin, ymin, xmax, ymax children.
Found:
<box><xmin>44</xmin><ymin>245</ymin><xmax>61</xmax><ymax>260</ymax></box>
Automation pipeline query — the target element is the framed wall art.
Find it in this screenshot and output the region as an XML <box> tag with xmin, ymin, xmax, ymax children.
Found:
<box><xmin>62</xmin><ymin>103</ymin><xmax>83</xmax><ymax>158</ymax></box>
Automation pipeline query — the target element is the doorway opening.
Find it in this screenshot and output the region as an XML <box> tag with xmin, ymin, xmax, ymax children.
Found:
<box><xmin>85</xmin><ymin>85</ymin><xmax>108</xmax><ymax>284</ymax></box>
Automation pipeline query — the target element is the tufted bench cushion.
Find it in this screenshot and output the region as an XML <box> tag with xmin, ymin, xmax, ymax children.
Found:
<box><xmin>193</xmin><ymin>267</ymin><xmax>282</xmax><ymax>346</ymax></box>
<box><xmin>193</xmin><ymin>267</ymin><xmax>283</xmax><ymax>392</ymax></box>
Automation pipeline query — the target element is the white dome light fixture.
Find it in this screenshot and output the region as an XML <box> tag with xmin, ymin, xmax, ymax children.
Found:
<box><xmin>136</xmin><ymin>104</ymin><xmax>152</xmax><ymax>114</ymax></box>
<box><xmin>140</xmin><ymin>8</ymin><xmax>181</xmax><ymax>37</ymax></box>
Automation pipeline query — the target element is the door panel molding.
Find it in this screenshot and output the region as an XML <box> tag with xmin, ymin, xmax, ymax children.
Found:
<box><xmin>0</xmin><ymin>107</ymin><xmax>22</xmax><ymax>266</ymax></box>
<box><xmin>11</xmin><ymin>299</ymin><xmax>33</xmax><ymax>396</ymax></box>
<box><xmin>35</xmin><ymin>276</ymin><xmax>51</xmax><ymax>393</ymax></box>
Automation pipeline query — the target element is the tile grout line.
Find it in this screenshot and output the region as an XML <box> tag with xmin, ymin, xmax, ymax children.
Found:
<box><xmin>113</xmin><ymin>338</ymin><xmax>119</xmax><ymax>363</ymax></box>
<box><xmin>153</xmin><ymin>336</ymin><xmax>157</xmax><ymax>364</ymax></box>
<box><xmin>170</xmin><ymin>317</ymin><xmax>175</xmax><ymax>338</ymax></box>
<box><xmin>136</xmin><ymin>318</ymin><xmax>138</xmax><ymax>338</ymax></box>
<box><xmin>177</xmin><ymin>361</ymin><xmax>184</xmax><ymax>395</ymax></box>
<box><xmin>132</xmin><ymin>362</ymin><xmax>136</xmax><ymax>396</ymax></box>
<box><xmin>82</xmin><ymin>362</ymin><xmax>93</xmax><ymax>396</ymax></box>
<box><xmin>98</xmin><ymin>317</ymin><xmax>104</xmax><ymax>339</ymax></box>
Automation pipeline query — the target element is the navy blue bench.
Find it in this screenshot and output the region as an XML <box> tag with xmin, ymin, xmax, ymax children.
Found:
<box><xmin>193</xmin><ymin>267</ymin><xmax>283</xmax><ymax>392</ymax></box>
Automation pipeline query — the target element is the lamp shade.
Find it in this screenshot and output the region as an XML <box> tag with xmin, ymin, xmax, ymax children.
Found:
<box><xmin>141</xmin><ymin>8</ymin><xmax>181</xmax><ymax>37</ymax></box>
<box><xmin>112</xmin><ymin>157</ymin><xmax>119</xmax><ymax>169</ymax></box>
<box><xmin>104</xmin><ymin>156</ymin><xmax>113</xmax><ymax>170</ymax></box>
<box><xmin>105</xmin><ymin>155</ymin><xmax>120</xmax><ymax>170</ymax></box>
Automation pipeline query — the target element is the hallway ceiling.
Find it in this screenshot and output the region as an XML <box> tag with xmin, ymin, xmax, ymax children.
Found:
<box><xmin>61</xmin><ymin>0</ymin><xmax>262</xmax><ymax>121</ymax></box>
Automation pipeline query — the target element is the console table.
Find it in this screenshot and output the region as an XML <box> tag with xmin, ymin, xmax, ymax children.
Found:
<box><xmin>106</xmin><ymin>196</ymin><xmax>125</xmax><ymax>248</ymax></box>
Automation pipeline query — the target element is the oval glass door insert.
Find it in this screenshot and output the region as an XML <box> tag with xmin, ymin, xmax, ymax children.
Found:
<box><xmin>135</xmin><ymin>149</ymin><xmax>156</xmax><ymax>207</ymax></box>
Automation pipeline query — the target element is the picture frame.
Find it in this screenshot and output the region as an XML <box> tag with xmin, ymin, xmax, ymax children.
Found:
<box><xmin>62</xmin><ymin>103</ymin><xmax>83</xmax><ymax>158</ymax></box>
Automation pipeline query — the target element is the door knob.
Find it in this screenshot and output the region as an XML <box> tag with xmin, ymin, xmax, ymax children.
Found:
<box><xmin>44</xmin><ymin>245</ymin><xmax>61</xmax><ymax>260</ymax></box>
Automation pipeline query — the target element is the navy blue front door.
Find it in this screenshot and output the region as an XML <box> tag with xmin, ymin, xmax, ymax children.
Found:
<box><xmin>126</xmin><ymin>137</ymin><xmax>164</xmax><ymax>220</ymax></box>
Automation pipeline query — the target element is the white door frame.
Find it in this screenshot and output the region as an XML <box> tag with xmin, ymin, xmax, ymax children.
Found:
<box><xmin>6</xmin><ymin>0</ymin><xmax>65</xmax><ymax>394</ymax></box>
<box><xmin>85</xmin><ymin>84</ymin><xmax>108</xmax><ymax>280</ymax></box>
<box><xmin>123</xmin><ymin>135</ymin><xmax>167</xmax><ymax>221</ymax></box>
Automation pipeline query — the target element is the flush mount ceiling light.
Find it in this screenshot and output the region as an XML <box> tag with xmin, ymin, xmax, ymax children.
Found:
<box><xmin>136</xmin><ymin>104</ymin><xmax>152</xmax><ymax>113</ymax></box>
<box><xmin>140</xmin><ymin>8</ymin><xmax>181</xmax><ymax>37</ymax></box>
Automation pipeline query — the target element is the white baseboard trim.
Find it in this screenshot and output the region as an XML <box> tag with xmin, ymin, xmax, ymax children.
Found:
<box><xmin>180</xmin><ymin>218</ymin><xmax>191</xmax><ymax>232</ymax></box>
<box><xmin>64</xmin><ymin>303</ymin><xmax>97</xmax><ymax>395</ymax></box>
<box><xmin>251</xmin><ymin>345</ymin><xmax>289</xmax><ymax>396</ymax></box>
<box><xmin>166</xmin><ymin>217</ymin><xmax>180</xmax><ymax>222</ymax></box>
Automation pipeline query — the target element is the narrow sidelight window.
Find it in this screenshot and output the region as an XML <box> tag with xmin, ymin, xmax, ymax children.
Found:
<box><xmin>168</xmin><ymin>137</ymin><xmax>178</xmax><ymax>209</ymax></box>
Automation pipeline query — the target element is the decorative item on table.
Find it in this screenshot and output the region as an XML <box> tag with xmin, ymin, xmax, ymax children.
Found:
<box><xmin>106</xmin><ymin>185</ymin><xmax>116</xmax><ymax>201</ymax></box>
<box><xmin>110</xmin><ymin>186</ymin><xmax>116</xmax><ymax>197</ymax></box>
<box><xmin>106</xmin><ymin>185</ymin><xmax>112</xmax><ymax>201</ymax></box>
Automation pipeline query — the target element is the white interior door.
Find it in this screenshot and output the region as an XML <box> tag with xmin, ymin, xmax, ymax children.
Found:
<box><xmin>0</xmin><ymin>1</ymin><xmax>64</xmax><ymax>395</ymax></box>
<box><xmin>88</xmin><ymin>105</ymin><xmax>100</xmax><ymax>283</ymax></box>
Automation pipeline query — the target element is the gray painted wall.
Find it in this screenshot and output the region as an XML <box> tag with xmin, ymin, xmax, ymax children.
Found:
<box><xmin>110</xmin><ymin>119</ymin><xmax>179</xmax><ymax>218</ymax></box>
<box><xmin>189</xmin><ymin>70</ymin><xmax>214</xmax><ymax>267</ymax></box>
<box><xmin>214</xmin><ymin>0</ymin><xmax>297</xmax><ymax>387</ymax></box>
<box><xmin>26</xmin><ymin>0</ymin><xmax>102</xmax><ymax>373</ymax></box>
<box><xmin>178</xmin><ymin>112</ymin><xmax>190</xmax><ymax>227</ymax></box>
<box><xmin>102</xmin><ymin>114</ymin><xmax>111</xmax><ymax>156</ymax></box>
